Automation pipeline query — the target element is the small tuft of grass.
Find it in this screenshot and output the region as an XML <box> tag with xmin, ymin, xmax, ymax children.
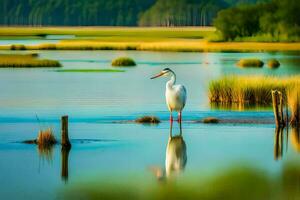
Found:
<box><xmin>111</xmin><ymin>57</ymin><xmax>136</xmax><ymax>67</ymax></box>
<box><xmin>0</xmin><ymin>54</ymin><xmax>61</xmax><ymax>68</ymax></box>
<box><xmin>237</xmin><ymin>58</ymin><xmax>264</xmax><ymax>68</ymax></box>
<box><xmin>268</xmin><ymin>59</ymin><xmax>280</xmax><ymax>69</ymax></box>
<box><xmin>55</xmin><ymin>69</ymin><xmax>125</xmax><ymax>73</ymax></box>
<box><xmin>135</xmin><ymin>116</ymin><xmax>160</xmax><ymax>124</ymax></box>
<box><xmin>203</xmin><ymin>117</ymin><xmax>219</xmax><ymax>124</ymax></box>
<box><xmin>37</xmin><ymin>128</ymin><xmax>57</xmax><ymax>147</ymax></box>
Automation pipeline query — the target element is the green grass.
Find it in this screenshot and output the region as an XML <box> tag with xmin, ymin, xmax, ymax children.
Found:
<box><xmin>55</xmin><ymin>69</ymin><xmax>125</xmax><ymax>73</ymax></box>
<box><xmin>1</xmin><ymin>27</ymin><xmax>300</xmax><ymax>52</ymax></box>
<box><xmin>111</xmin><ymin>57</ymin><xmax>136</xmax><ymax>67</ymax></box>
<box><xmin>0</xmin><ymin>53</ymin><xmax>61</xmax><ymax>68</ymax></box>
<box><xmin>237</xmin><ymin>58</ymin><xmax>264</xmax><ymax>68</ymax></box>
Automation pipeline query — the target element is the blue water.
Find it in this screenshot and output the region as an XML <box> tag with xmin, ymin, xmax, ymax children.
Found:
<box><xmin>0</xmin><ymin>50</ymin><xmax>300</xmax><ymax>199</ymax></box>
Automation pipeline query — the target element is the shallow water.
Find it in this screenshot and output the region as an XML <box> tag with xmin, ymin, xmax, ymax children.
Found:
<box><xmin>0</xmin><ymin>50</ymin><xmax>300</xmax><ymax>199</ymax></box>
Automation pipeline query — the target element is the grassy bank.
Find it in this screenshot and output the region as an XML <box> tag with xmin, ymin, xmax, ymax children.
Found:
<box><xmin>0</xmin><ymin>53</ymin><xmax>61</xmax><ymax>68</ymax></box>
<box><xmin>209</xmin><ymin>76</ymin><xmax>300</xmax><ymax>105</ymax></box>
<box><xmin>209</xmin><ymin>76</ymin><xmax>300</xmax><ymax>124</ymax></box>
<box><xmin>1</xmin><ymin>27</ymin><xmax>300</xmax><ymax>52</ymax></box>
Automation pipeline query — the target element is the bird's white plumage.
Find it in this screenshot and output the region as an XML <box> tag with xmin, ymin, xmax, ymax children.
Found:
<box><xmin>165</xmin><ymin>71</ymin><xmax>186</xmax><ymax>112</ymax></box>
<box><xmin>166</xmin><ymin>84</ymin><xmax>186</xmax><ymax>112</ymax></box>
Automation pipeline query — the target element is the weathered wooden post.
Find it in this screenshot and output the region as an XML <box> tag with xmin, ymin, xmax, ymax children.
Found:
<box><xmin>272</xmin><ymin>90</ymin><xmax>281</xmax><ymax>127</ymax></box>
<box><xmin>272</xmin><ymin>90</ymin><xmax>285</xmax><ymax>127</ymax></box>
<box><xmin>61</xmin><ymin>115</ymin><xmax>71</xmax><ymax>148</ymax></box>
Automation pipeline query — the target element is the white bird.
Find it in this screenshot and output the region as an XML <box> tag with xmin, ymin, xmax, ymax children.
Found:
<box><xmin>151</xmin><ymin>68</ymin><xmax>187</xmax><ymax>123</ymax></box>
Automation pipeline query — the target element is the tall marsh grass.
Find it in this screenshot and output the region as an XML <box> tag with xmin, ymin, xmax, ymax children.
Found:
<box><xmin>209</xmin><ymin>76</ymin><xmax>300</xmax><ymax>125</ymax></box>
<box><xmin>0</xmin><ymin>54</ymin><xmax>61</xmax><ymax>68</ymax></box>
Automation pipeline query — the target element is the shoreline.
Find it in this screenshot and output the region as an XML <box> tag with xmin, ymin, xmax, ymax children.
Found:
<box><xmin>1</xmin><ymin>41</ymin><xmax>300</xmax><ymax>52</ymax></box>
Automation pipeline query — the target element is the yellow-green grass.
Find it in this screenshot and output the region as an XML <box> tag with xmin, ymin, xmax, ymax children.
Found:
<box><xmin>288</xmin><ymin>85</ymin><xmax>300</xmax><ymax>126</ymax></box>
<box><xmin>1</xmin><ymin>40</ymin><xmax>300</xmax><ymax>52</ymax></box>
<box><xmin>268</xmin><ymin>59</ymin><xmax>280</xmax><ymax>68</ymax></box>
<box><xmin>135</xmin><ymin>116</ymin><xmax>161</xmax><ymax>124</ymax></box>
<box><xmin>55</xmin><ymin>69</ymin><xmax>125</xmax><ymax>73</ymax></box>
<box><xmin>237</xmin><ymin>58</ymin><xmax>264</xmax><ymax>68</ymax></box>
<box><xmin>0</xmin><ymin>27</ymin><xmax>300</xmax><ymax>52</ymax></box>
<box><xmin>209</xmin><ymin>76</ymin><xmax>300</xmax><ymax>125</ymax></box>
<box><xmin>112</xmin><ymin>57</ymin><xmax>136</xmax><ymax>67</ymax></box>
<box><xmin>209</xmin><ymin>76</ymin><xmax>300</xmax><ymax>106</ymax></box>
<box><xmin>0</xmin><ymin>54</ymin><xmax>61</xmax><ymax>68</ymax></box>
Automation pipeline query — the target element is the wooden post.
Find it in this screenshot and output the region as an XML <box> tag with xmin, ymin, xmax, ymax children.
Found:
<box><xmin>272</xmin><ymin>90</ymin><xmax>281</xmax><ymax>127</ymax></box>
<box><xmin>279</xmin><ymin>91</ymin><xmax>284</xmax><ymax>125</ymax></box>
<box><xmin>61</xmin><ymin>115</ymin><xmax>71</xmax><ymax>148</ymax></box>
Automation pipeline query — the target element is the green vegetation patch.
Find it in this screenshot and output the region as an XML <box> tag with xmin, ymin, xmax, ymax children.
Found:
<box><xmin>237</xmin><ymin>58</ymin><xmax>264</xmax><ymax>68</ymax></box>
<box><xmin>203</xmin><ymin>117</ymin><xmax>219</xmax><ymax>124</ymax></box>
<box><xmin>55</xmin><ymin>69</ymin><xmax>125</xmax><ymax>73</ymax></box>
<box><xmin>135</xmin><ymin>116</ymin><xmax>161</xmax><ymax>124</ymax></box>
<box><xmin>0</xmin><ymin>53</ymin><xmax>61</xmax><ymax>68</ymax></box>
<box><xmin>112</xmin><ymin>57</ymin><xmax>136</xmax><ymax>67</ymax></box>
<box><xmin>268</xmin><ymin>59</ymin><xmax>280</xmax><ymax>68</ymax></box>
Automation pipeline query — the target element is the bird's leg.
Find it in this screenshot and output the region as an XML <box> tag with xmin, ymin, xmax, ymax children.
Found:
<box><xmin>169</xmin><ymin>112</ymin><xmax>173</xmax><ymax>122</ymax></box>
<box><xmin>177</xmin><ymin>112</ymin><xmax>182</xmax><ymax>123</ymax></box>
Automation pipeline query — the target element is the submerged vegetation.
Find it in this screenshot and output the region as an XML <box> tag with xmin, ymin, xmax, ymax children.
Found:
<box><xmin>0</xmin><ymin>54</ymin><xmax>61</xmax><ymax>68</ymax></box>
<box><xmin>237</xmin><ymin>58</ymin><xmax>264</xmax><ymax>68</ymax></box>
<box><xmin>112</xmin><ymin>57</ymin><xmax>136</xmax><ymax>67</ymax></box>
<box><xmin>135</xmin><ymin>116</ymin><xmax>161</xmax><ymax>124</ymax></box>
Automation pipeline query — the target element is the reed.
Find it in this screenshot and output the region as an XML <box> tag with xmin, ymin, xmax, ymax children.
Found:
<box><xmin>209</xmin><ymin>76</ymin><xmax>300</xmax><ymax>106</ymax></box>
<box><xmin>287</xmin><ymin>85</ymin><xmax>300</xmax><ymax>126</ymax></box>
<box><xmin>37</xmin><ymin>128</ymin><xmax>57</xmax><ymax>147</ymax></box>
<box><xmin>237</xmin><ymin>58</ymin><xmax>264</xmax><ymax>67</ymax></box>
<box><xmin>112</xmin><ymin>57</ymin><xmax>136</xmax><ymax>67</ymax></box>
<box><xmin>0</xmin><ymin>54</ymin><xmax>61</xmax><ymax>68</ymax></box>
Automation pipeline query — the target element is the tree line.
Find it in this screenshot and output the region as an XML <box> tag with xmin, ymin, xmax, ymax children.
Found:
<box><xmin>0</xmin><ymin>0</ymin><xmax>262</xmax><ymax>26</ymax></box>
<box><xmin>214</xmin><ymin>0</ymin><xmax>300</xmax><ymax>40</ymax></box>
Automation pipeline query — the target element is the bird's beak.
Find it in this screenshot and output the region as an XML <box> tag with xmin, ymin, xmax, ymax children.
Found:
<box><xmin>151</xmin><ymin>72</ymin><xmax>164</xmax><ymax>79</ymax></box>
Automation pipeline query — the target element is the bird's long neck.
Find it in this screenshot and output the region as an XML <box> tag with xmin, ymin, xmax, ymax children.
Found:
<box><xmin>166</xmin><ymin>71</ymin><xmax>176</xmax><ymax>88</ymax></box>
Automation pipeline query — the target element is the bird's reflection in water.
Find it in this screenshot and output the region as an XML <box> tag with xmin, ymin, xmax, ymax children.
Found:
<box><xmin>150</xmin><ymin>122</ymin><xmax>187</xmax><ymax>182</ymax></box>
<box><xmin>274</xmin><ymin>126</ymin><xmax>300</xmax><ymax>160</ymax></box>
